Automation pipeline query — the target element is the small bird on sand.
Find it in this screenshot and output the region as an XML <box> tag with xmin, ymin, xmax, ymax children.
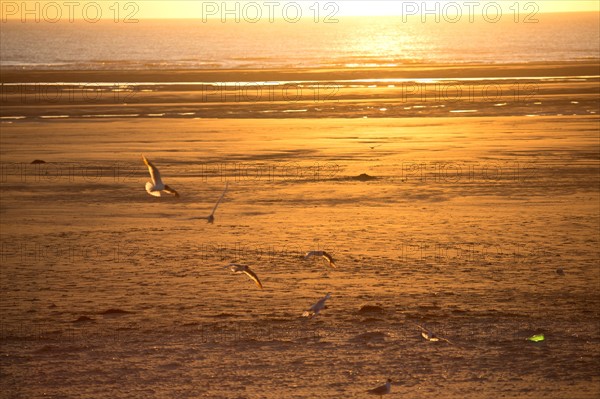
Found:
<box><xmin>205</xmin><ymin>182</ymin><xmax>228</xmax><ymax>224</ymax></box>
<box><xmin>302</xmin><ymin>293</ymin><xmax>331</xmax><ymax>317</ymax></box>
<box><xmin>142</xmin><ymin>155</ymin><xmax>179</xmax><ymax>197</ymax></box>
<box><xmin>367</xmin><ymin>379</ymin><xmax>392</xmax><ymax>397</ymax></box>
<box><xmin>304</xmin><ymin>250</ymin><xmax>336</xmax><ymax>268</ymax></box>
<box><xmin>226</xmin><ymin>263</ymin><xmax>262</xmax><ymax>289</ymax></box>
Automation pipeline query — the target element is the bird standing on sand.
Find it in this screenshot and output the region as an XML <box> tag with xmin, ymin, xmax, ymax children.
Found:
<box><xmin>302</xmin><ymin>293</ymin><xmax>331</xmax><ymax>317</ymax></box>
<box><xmin>226</xmin><ymin>263</ymin><xmax>263</xmax><ymax>289</ymax></box>
<box><xmin>206</xmin><ymin>182</ymin><xmax>228</xmax><ymax>224</ymax></box>
<box><xmin>304</xmin><ymin>250</ymin><xmax>336</xmax><ymax>268</ymax></box>
<box><xmin>367</xmin><ymin>379</ymin><xmax>392</xmax><ymax>397</ymax></box>
<box><xmin>142</xmin><ymin>155</ymin><xmax>179</xmax><ymax>197</ymax></box>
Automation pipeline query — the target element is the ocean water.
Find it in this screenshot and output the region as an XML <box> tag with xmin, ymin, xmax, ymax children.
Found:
<box><xmin>1</xmin><ymin>13</ymin><xmax>598</xmax><ymax>70</ymax></box>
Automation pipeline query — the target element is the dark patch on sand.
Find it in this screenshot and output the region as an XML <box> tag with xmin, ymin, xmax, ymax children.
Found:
<box><xmin>358</xmin><ymin>304</ymin><xmax>385</xmax><ymax>314</ymax></box>
<box><xmin>73</xmin><ymin>315</ymin><xmax>94</xmax><ymax>323</ymax></box>
<box><xmin>352</xmin><ymin>173</ymin><xmax>377</xmax><ymax>181</ymax></box>
<box><xmin>99</xmin><ymin>308</ymin><xmax>132</xmax><ymax>315</ymax></box>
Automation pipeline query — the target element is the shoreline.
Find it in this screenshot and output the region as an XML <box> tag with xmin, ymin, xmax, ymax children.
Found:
<box><xmin>2</xmin><ymin>60</ymin><xmax>598</xmax><ymax>119</ymax></box>
<box><xmin>1</xmin><ymin>61</ymin><xmax>599</xmax><ymax>84</ymax></box>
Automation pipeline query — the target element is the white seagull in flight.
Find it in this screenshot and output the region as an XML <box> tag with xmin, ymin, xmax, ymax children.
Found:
<box><xmin>304</xmin><ymin>250</ymin><xmax>336</xmax><ymax>268</ymax></box>
<box><xmin>302</xmin><ymin>293</ymin><xmax>331</xmax><ymax>317</ymax></box>
<box><xmin>142</xmin><ymin>155</ymin><xmax>179</xmax><ymax>197</ymax></box>
<box><xmin>367</xmin><ymin>379</ymin><xmax>392</xmax><ymax>397</ymax></box>
<box><xmin>206</xmin><ymin>182</ymin><xmax>228</xmax><ymax>224</ymax></box>
<box><xmin>416</xmin><ymin>324</ymin><xmax>454</xmax><ymax>345</ymax></box>
<box><xmin>226</xmin><ymin>263</ymin><xmax>263</xmax><ymax>289</ymax></box>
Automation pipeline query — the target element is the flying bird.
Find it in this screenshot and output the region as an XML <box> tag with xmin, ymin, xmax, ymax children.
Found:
<box><xmin>302</xmin><ymin>293</ymin><xmax>331</xmax><ymax>317</ymax></box>
<box><xmin>304</xmin><ymin>250</ymin><xmax>336</xmax><ymax>268</ymax></box>
<box><xmin>416</xmin><ymin>324</ymin><xmax>454</xmax><ymax>345</ymax></box>
<box><xmin>367</xmin><ymin>379</ymin><xmax>392</xmax><ymax>397</ymax></box>
<box><xmin>206</xmin><ymin>182</ymin><xmax>228</xmax><ymax>224</ymax></box>
<box><xmin>142</xmin><ymin>155</ymin><xmax>179</xmax><ymax>197</ymax></box>
<box><xmin>420</xmin><ymin>330</ymin><xmax>440</xmax><ymax>342</ymax></box>
<box><xmin>226</xmin><ymin>263</ymin><xmax>263</xmax><ymax>289</ymax></box>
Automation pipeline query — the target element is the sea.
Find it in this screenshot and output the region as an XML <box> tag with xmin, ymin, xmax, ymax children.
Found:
<box><xmin>1</xmin><ymin>12</ymin><xmax>598</xmax><ymax>70</ymax></box>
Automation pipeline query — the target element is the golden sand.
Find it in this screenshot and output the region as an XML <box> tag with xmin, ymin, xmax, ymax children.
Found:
<box><xmin>1</xmin><ymin>111</ymin><xmax>598</xmax><ymax>397</ymax></box>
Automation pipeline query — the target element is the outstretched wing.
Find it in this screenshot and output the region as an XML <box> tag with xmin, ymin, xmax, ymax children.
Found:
<box><xmin>304</xmin><ymin>250</ymin><xmax>322</xmax><ymax>260</ymax></box>
<box><xmin>209</xmin><ymin>182</ymin><xmax>228</xmax><ymax>217</ymax></box>
<box><xmin>243</xmin><ymin>267</ymin><xmax>263</xmax><ymax>289</ymax></box>
<box><xmin>142</xmin><ymin>154</ymin><xmax>163</xmax><ymax>186</ymax></box>
<box><xmin>304</xmin><ymin>251</ymin><xmax>335</xmax><ymax>268</ymax></box>
<box><xmin>438</xmin><ymin>336</ymin><xmax>454</xmax><ymax>345</ymax></box>
<box><xmin>322</xmin><ymin>252</ymin><xmax>336</xmax><ymax>268</ymax></box>
<box><xmin>163</xmin><ymin>185</ymin><xmax>179</xmax><ymax>197</ymax></box>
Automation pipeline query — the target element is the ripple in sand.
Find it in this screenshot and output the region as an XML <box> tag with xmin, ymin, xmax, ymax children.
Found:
<box><xmin>358</xmin><ymin>305</ymin><xmax>385</xmax><ymax>314</ymax></box>
<box><xmin>33</xmin><ymin>344</ymin><xmax>87</xmax><ymax>353</ymax></box>
<box><xmin>73</xmin><ymin>315</ymin><xmax>95</xmax><ymax>323</ymax></box>
<box><xmin>99</xmin><ymin>308</ymin><xmax>132</xmax><ymax>316</ymax></box>
<box><xmin>157</xmin><ymin>362</ymin><xmax>182</xmax><ymax>370</ymax></box>
<box><xmin>362</xmin><ymin>317</ymin><xmax>385</xmax><ymax>324</ymax></box>
<box><xmin>208</xmin><ymin>312</ymin><xmax>237</xmax><ymax>318</ymax></box>
<box><xmin>349</xmin><ymin>331</ymin><xmax>388</xmax><ymax>343</ymax></box>
<box><xmin>33</xmin><ymin>345</ymin><xmax>61</xmax><ymax>353</ymax></box>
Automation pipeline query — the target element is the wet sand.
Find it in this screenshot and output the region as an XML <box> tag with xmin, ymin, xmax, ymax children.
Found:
<box><xmin>1</xmin><ymin>111</ymin><xmax>599</xmax><ymax>398</ymax></box>
<box><xmin>2</xmin><ymin>61</ymin><xmax>599</xmax><ymax>83</ymax></box>
<box><xmin>2</xmin><ymin>62</ymin><xmax>598</xmax><ymax>122</ymax></box>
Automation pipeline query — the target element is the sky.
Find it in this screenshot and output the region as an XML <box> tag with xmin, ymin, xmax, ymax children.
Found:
<box><xmin>1</xmin><ymin>0</ymin><xmax>598</xmax><ymax>21</ymax></box>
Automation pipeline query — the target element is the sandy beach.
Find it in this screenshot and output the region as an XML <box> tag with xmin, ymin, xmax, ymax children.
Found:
<box><xmin>1</xmin><ymin>72</ymin><xmax>599</xmax><ymax>399</ymax></box>
<box><xmin>3</xmin><ymin>2</ymin><xmax>600</xmax><ymax>394</ymax></box>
